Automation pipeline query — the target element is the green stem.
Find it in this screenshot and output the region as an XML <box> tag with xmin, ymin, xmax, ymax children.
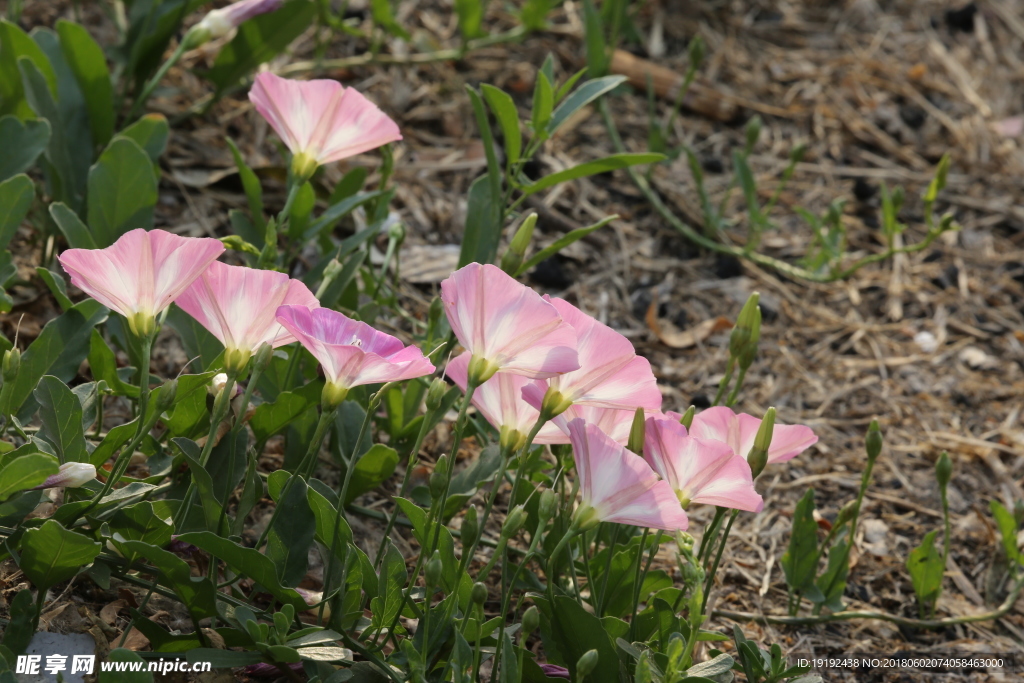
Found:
<box><xmin>937</xmin><ymin>483</ymin><xmax>951</xmax><ymax>619</ymax></box>
<box><xmin>425</xmin><ymin>381</ymin><xmax>478</xmax><ymax>558</ymax></box>
<box><xmin>724</xmin><ymin>365</ymin><xmax>749</xmax><ymax>407</ymax></box>
<box><xmin>628</xmin><ymin>528</ymin><xmax>650</xmax><ymax>641</ymax></box>
<box><xmin>134</xmin><ymin>334</ymin><xmax>154</xmax><ymax>427</ymax></box>
<box><xmin>595</xmin><ymin>523</ymin><xmax>621</xmax><ymax>616</ymax></box>
<box><xmin>702</xmin><ymin>509</ymin><xmax>738</xmax><ymax>614</ymax></box>
<box><xmin>712</xmin><ymin>358</ymin><xmax>735</xmax><ymax>407</ymax></box>
<box><xmin>698</xmin><ymin>507</ymin><xmax>727</xmax><ymax>563</ymax></box>
<box><xmin>545</xmin><ymin>522</ymin><xmax>581</xmax><ymax>604</ymax></box>
<box><xmin>453</xmin><ymin>442</ymin><xmax>514</xmax><ymax>586</ymax></box>
<box><xmin>125</xmin><ymin>40</ymin><xmax>188</xmax><ymax>123</ymax></box>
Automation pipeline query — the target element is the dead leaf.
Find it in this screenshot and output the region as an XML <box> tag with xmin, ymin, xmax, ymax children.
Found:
<box><xmin>120</xmin><ymin>628</ymin><xmax>151</xmax><ymax>652</ymax></box>
<box><xmin>101</xmin><ymin>599</ymin><xmax>128</xmax><ymax>626</ymax></box>
<box><xmin>647</xmin><ymin>301</ymin><xmax>732</xmax><ymax>349</ymax></box>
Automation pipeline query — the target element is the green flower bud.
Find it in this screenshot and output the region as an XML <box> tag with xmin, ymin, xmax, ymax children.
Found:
<box><xmin>471</xmin><ymin>581</ymin><xmax>488</xmax><ymax>605</ymax></box>
<box><xmin>502</xmin><ymin>505</ymin><xmax>527</xmax><ymax>538</ymax></box>
<box><xmin>737</xmin><ymin>307</ymin><xmax>762</xmax><ymax>370</ymax></box>
<box><xmin>576</xmin><ymin>650</ymin><xmax>599</xmax><ymax>680</ymax></box>
<box><xmin>254</xmin><ymin>342</ymin><xmax>274</xmax><ymax>373</ymax></box>
<box><xmin>425</xmin><ymin>550</ymin><xmax>443</xmax><ymax>587</ymax></box>
<box><xmin>538</xmin><ymin>489</ymin><xmax>557</xmax><ymax>522</ymax></box>
<box><xmin>865</xmin><ymin>419</ymin><xmax>883</xmax><ymax>462</ymax></box>
<box><xmin>429</xmin><ymin>471</ymin><xmax>447</xmax><ymax>501</ymax></box>
<box><xmin>627</xmin><ymin>407</ymin><xmax>645</xmax><ymax>455</ymax></box>
<box><xmin>744</xmin><ymin>115</ymin><xmax>762</xmax><ymax>153</ymax></box>
<box><xmin>2</xmin><ymin>347</ymin><xmax>20</xmax><ymax>382</ymax></box>
<box><xmin>425</xmin><ymin>377</ymin><xmax>447</xmax><ymax>411</ymax></box>
<box><xmin>153</xmin><ymin>378</ymin><xmax>178</xmax><ymax>414</ymax></box>
<box><xmin>521</xmin><ymin>605</ymin><xmax>539</xmax><ymax>636</ymax></box>
<box><xmin>754</xmin><ymin>407</ymin><xmax>775</xmax><ymax>453</ymax></box>
<box><xmin>675</xmin><ymin>531</ymin><xmax>695</xmax><ymax>554</ymax></box>
<box><xmin>461</xmin><ymin>505</ymin><xmax>479</xmax><ymax>547</ymax></box>
<box><xmin>678</xmin><ymin>405</ymin><xmax>695</xmax><ymax>430</ymax></box>
<box><xmin>935</xmin><ymin>451</ymin><xmax>952</xmax><ymax>490</ymax></box>
<box><xmin>388</xmin><ymin>220</ymin><xmax>406</xmax><ymax>244</ymax></box>
<box><xmin>500</xmin><ymin>213</ymin><xmax>538</xmax><ymax>275</ymax></box>
<box><xmin>729</xmin><ymin>292</ymin><xmax>760</xmax><ymax>358</ymax></box>
<box><xmin>834</xmin><ymin>499</ymin><xmax>858</xmax><ymax>528</ymax></box>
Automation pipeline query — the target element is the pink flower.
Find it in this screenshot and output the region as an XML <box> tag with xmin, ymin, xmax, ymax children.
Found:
<box><xmin>33</xmin><ymin>462</ymin><xmax>96</xmax><ymax>489</ymax></box>
<box><xmin>522</xmin><ymin>297</ymin><xmax>661</xmax><ymax>415</ymax></box>
<box><xmin>445</xmin><ymin>352</ymin><xmax>563</xmax><ymax>449</ymax></box>
<box><xmin>175</xmin><ymin>261</ymin><xmax>318</xmax><ymax>370</ymax></box>
<box><xmin>568</xmin><ymin>418</ymin><xmax>688</xmax><ymax>531</ymax></box>
<box><xmin>276</xmin><ymin>305</ymin><xmax>434</xmax><ymax>405</ymax></box>
<box><xmin>541</xmin><ymin>403</ymin><xmax>643</xmax><ymax>446</ymax></box>
<box><xmin>192</xmin><ymin>0</ymin><xmax>283</xmax><ymax>40</ymax></box>
<box><xmin>249</xmin><ymin>72</ymin><xmax>402</xmax><ymax>176</ymax></box>
<box><xmin>688</xmin><ymin>406</ymin><xmax>818</xmax><ymax>465</ymax></box>
<box><xmin>440</xmin><ymin>263</ymin><xmax>579</xmax><ymax>383</ymax></box>
<box><xmin>58</xmin><ymin>229</ymin><xmax>224</xmax><ymax>337</ymax></box>
<box><xmin>644</xmin><ymin>416</ymin><xmax>763</xmax><ymax>512</ymax></box>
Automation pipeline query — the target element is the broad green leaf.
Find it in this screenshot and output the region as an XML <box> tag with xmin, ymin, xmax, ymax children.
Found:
<box><xmin>172</xmin><ymin>437</ymin><xmax>223</xmax><ymax>533</ymax></box>
<box><xmin>781</xmin><ymin>489</ymin><xmax>819</xmax><ymax>594</ymax></box>
<box><xmin>3</xmin><ymin>299</ymin><xmax>107</xmax><ymax>421</ymax></box>
<box><xmin>906</xmin><ymin>529</ymin><xmax>944</xmax><ymax>610</ymax></box>
<box><xmin>0</xmin><ymin>453</ymin><xmax>58</xmax><ymax>501</ymax></box>
<box><xmin>204</xmin><ymin>0</ymin><xmax>317</xmax><ymax>93</ymax></box>
<box><xmin>88</xmin><ymin>421</ymin><xmax>135</xmax><ymax>469</ymax></box>
<box><xmin>175</xmin><ymin>531</ymin><xmax>308</xmax><ymax>608</ymax></box>
<box><xmin>0</xmin><ymin>174</ymin><xmax>34</xmax><ymax>250</ymax></box>
<box><xmin>0</xmin><ymin>490</ymin><xmax>43</xmax><ymax>526</ymax></box>
<box><xmin>533</xmin><ymin>595</ymin><xmax>618</xmax><ymax>683</ymax></box>
<box><xmin>333</xmin><ymin>400</ymin><xmax>374</xmax><ymax>463</ymax></box>
<box><xmin>106</xmin><ymin>502</ymin><xmax>174</xmax><ymax>565</ymax></box>
<box><xmin>990</xmin><ymin>500</ymin><xmax>1020</xmax><ymax>564</ymax></box>
<box><xmin>455</xmin><ymin>0</ymin><xmax>486</xmax><ymax>40</ymax></box>
<box><xmin>521</xmin><ymin>0</ymin><xmax>555</xmax><ymax>31</ymax></box>
<box><xmin>89</xmin><ymin>329</ymin><xmax>138</xmax><ymax>397</ymax></box>
<box><xmin>251</xmin><ymin>389</ymin><xmax>316</xmax><ymax>444</ymax></box>
<box><xmin>98</xmin><ymin>648</ymin><xmax>153</xmax><ymax>682</ymax></box>
<box><xmin>266</xmin><ymin>471</ymin><xmax>316</xmax><ymax>586</ymax></box>
<box><xmin>548</xmin><ymin>75</ymin><xmax>626</xmax><ymax>135</ymax></box>
<box><xmin>307</xmin><ymin>485</ymin><xmax>353</xmax><ymax>559</ymax></box>
<box><xmin>86</xmin><ymin>137</ymin><xmax>158</xmax><ymax>246</ymax></box>
<box><xmin>287</xmin><ymin>181</ymin><xmax>316</xmax><ymax>240</ymax></box>
<box><xmin>118</xmin><ymin>113</ymin><xmax>169</xmax><ymax>166</ymax></box>
<box><xmin>124</xmin><ymin>0</ymin><xmax>205</xmax><ymax>89</ymax></box>
<box><xmin>0</xmin><ymin>20</ymin><xmax>56</xmax><ymax>119</ymax></box>
<box><xmin>517</xmin><ymin>215</ymin><xmax>616</xmax><ymax>275</ymax></box>
<box><xmin>0</xmin><ymin>117</ymin><xmax>50</xmax><ymax>181</ymax></box>
<box><xmin>118</xmin><ymin>541</ymin><xmax>218</xmax><ymax>620</ymax></box>
<box><xmin>160</xmin><ymin>372</ymin><xmax>220</xmax><ymax>438</ymax></box>
<box><xmin>36</xmin><ymin>267</ymin><xmax>73</xmax><ymax>311</ymax></box>
<box><xmin>369</xmin><ymin>0</ymin><xmax>411</xmax><ymax>40</ymax></box>
<box><xmin>49</xmin><ymin>200</ymin><xmax>96</xmax><ymax>248</ymax></box>
<box><xmin>1</xmin><ymin>590</ymin><xmax>36</xmax><ymax>659</ymax></box>
<box><xmin>812</xmin><ymin>533</ymin><xmax>848</xmax><ymax>613</ymax></box>
<box><xmin>481</xmin><ymin>84</ymin><xmax>521</xmax><ymax>166</ymax></box>
<box><xmin>458</xmin><ymin>174</ymin><xmax>502</xmax><ymax>268</ymax></box>
<box><xmin>33</xmin><ymin>375</ymin><xmax>88</xmax><ymax>463</ymax></box>
<box><xmin>56</xmin><ymin>20</ymin><xmax>114</xmax><ymax>148</ymax></box>
<box><xmin>226</xmin><ymin>137</ymin><xmax>264</xmax><ymax>231</ymax></box>
<box><xmin>524</xmin><ymin>154</ymin><xmax>664</xmax><ymax>195</ymax></box>
<box><xmin>344</xmin><ymin>444</ymin><xmax>399</xmax><ymax>504</ymax></box>
<box><xmin>19</xmin><ymin>518</ymin><xmax>101</xmax><ymax>591</ymax></box>
<box><xmin>369</xmin><ymin>541</ymin><xmax>407</xmax><ymax>630</ymax></box>
<box><xmin>19</xmin><ymin>57</ymin><xmax>82</xmax><ymax>209</ymax></box>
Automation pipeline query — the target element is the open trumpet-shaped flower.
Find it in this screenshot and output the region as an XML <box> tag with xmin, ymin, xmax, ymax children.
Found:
<box><xmin>175</xmin><ymin>261</ymin><xmax>318</xmax><ymax>372</ymax></box>
<box><xmin>33</xmin><ymin>462</ymin><xmax>96</xmax><ymax>490</ymax></box>
<box><xmin>249</xmin><ymin>72</ymin><xmax>402</xmax><ymax>179</ymax></box>
<box><xmin>522</xmin><ymin>297</ymin><xmax>661</xmax><ymax>416</ymax></box>
<box><xmin>58</xmin><ymin>229</ymin><xmax>224</xmax><ymax>337</ymax></box>
<box><xmin>541</xmin><ymin>403</ymin><xmax>643</xmax><ymax>446</ymax></box>
<box><xmin>445</xmin><ymin>352</ymin><xmax>563</xmax><ymax>450</ymax></box>
<box><xmin>688</xmin><ymin>406</ymin><xmax>817</xmax><ymax>465</ymax></box>
<box><xmin>440</xmin><ymin>263</ymin><xmax>579</xmax><ymax>384</ymax></box>
<box><xmin>276</xmin><ymin>305</ymin><xmax>434</xmax><ymax>406</ymax></box>
<box><xmin>189</xmin><ymin>0</ymin><xmax>283</xmax><ymax>43</ymax></box>
<box><xmin>568</xmin><ymin>418</ymin><xmax>688</xmax><ymax>531</ymax></box>
<box><xmin>644</xmin><ymin>416</ymin><xmax>763</xmax><ymax>512</ymax></box>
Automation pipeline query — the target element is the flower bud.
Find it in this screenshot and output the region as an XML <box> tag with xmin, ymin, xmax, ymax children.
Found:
<box><xmin>500</xmin><ymin>213</ymin><xmax>538</xmax><ymax>275</ymax></box>
<box><xmin>737</xmin><ymin>307</ymin><xmax>761</xmax><ymax>371</ymax></box>
<box><xmin>627</xmin><ymin>407</ymin><xmax>645</xmax><ymax>455</ymax></box>
<box><xmin>521</xmin><ymin>605</ymin><xmax>539</xmax><ymax>636</ymax></box>
<box><xmin>429</xmin><ymin>471</ymin><xmax>447</xmax><ymax>501</ymax></box>
<box><xmin>678</xmin><ymin>405</ymin><xmax>695</xmax><ymax>430</ymax></box>
<box><xmin>865</xmin><ymin>419</ymin><xmax>883</xmax><ymax>462</ymax></box>
<box><xmin>208</xmin><ymin>373</ymin><xmax>229</xmax><ymax>398</ymax></box>
<box><xmin>34</xmin><ymin>462</ymin><xmax>97</xmax><ymax>490</ymax></box>
<box><xmin>461</xmin><ymin>505</ymin><xmax>479</xmax><ymax>547</ymax></box>
<box><xmin>471</xmin><ymin>581</ymin><xmax>488</xmax><ymax>605</ymax></box>
<box><xmin>425</xmin><ymin>377</ymin><xmax>447</xmax><ymax>411</ymax></box>
<box><xmin>675</xmin><ymin>531</ymin><xmax>695</xmax><ymax>554</ymax></box>
<box><xmin>153</xmin><ymin>378</ymin><xmax>178</xmax><ymax>415</ymax></box>
<box><xmin>388</xmin><ymin>220</ymin><xmax>406</xmax><ymax>244</ymax></box>
<box><xmin>425</xmin><ymin>550</ymin><xmax>443</xmax><ymax>587</ymax></box>
<box><xmin>729</xmin><ymin>292</ymin><xmax>760</xmax><ymax>359</ymax></box>
<box><xmin>746</xmin><ymin>407</ymin><xmax>774</xmax><ymax>478</ymax></box>
<box><xmin>744</xmin><ymin>115</ymin><xmax>762</xmax><ymax>153</ymax></box>
<box><xmin>576</xmin><ymin>650</ymin><xmax>599</xmax><ymax>680</ymax></box>
<box><xmin>935</xmin><ymin>451</ymin><xmax>952</xmax><ymax>490</ymax></box>
<box><xmin>254</xmin><ymin>343</ymin><xmax>274</xmax><ymax>373</ymax></box>
<box><xmin>834</xmin><ymin>499</ymin><xmax>858</xmax><ymax>528</ymax></box>
<box><xmin>538</xmin><ymin>489</ymin><xmax>558</xmax><ymax>522</ymax></box>
<box><xmin>502</xmin><ymin>505</ymin><xmax>527</xmax><ymax>538</ymax></box>
<box><xmin>2</xmin><ymin>347</ymin><xmax>19</xmax><ymax>383</ymax></box>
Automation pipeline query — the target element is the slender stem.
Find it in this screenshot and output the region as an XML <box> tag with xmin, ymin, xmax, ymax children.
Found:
<box><xmin>546</xmin><ymin>523</ymin><xmax>580</xmax><ymax>603</ymax></box>
<box><xmin>724</xmin><ymin>365</ymin><xmax>749</xmax><ymax>407</ymax></box>
<box><xmin>702</xmin><ymin>510</ymin><xmax>738</xmax><ymax>614</ymax></box>
<box><xmin>125</xmin><ymin>40</ymin><xmax>188</xmax><ymax>123</ymax></box>
<box><xmin>452</xmin><ymin>442</ymin><xmax>514</xmax><ymax>581</ymax></box>
<box><xmin>595</xmin><ymin>523</ymin><xmax>621</xmax><ymax>616</ymax></box>
<box><xmin>712</xmin><ymin>358</ymin><xmax>735</xmax><ymax>408</ymax></box>
<box><xmin>938</xmin><ymin>483</ymin><xmax>951</xmax><ymax>619</ymax></box>
<box><xmin>698</xmin><ymin>507</ymin><xmax>726</xmax><ymax>563</ymax></box>
<box><xmin>425</xmin><ymin>381</ymin><xmax>478</xmax><ymax>558</ymax></box>
<box><xmin>628</xmin><ymin>528</ymin><xmax>650</xmax><ymax>641</ymax></box>
<box><xmin>134</xmin><ymin>334</ymin><xmax>154</xmax><ymax>427</ymax></box>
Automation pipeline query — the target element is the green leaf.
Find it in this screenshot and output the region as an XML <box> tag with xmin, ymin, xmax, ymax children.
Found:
<box><xmin>19</xmin><ymin>57</ymin><xmax>82</xmax><ymax>209</ymax></box>
<box><xmin>266</xmin><ymin>471</ymin><xmax>316</xmax><ymax>586</ymax></box>
<box><xmin>548</xmin><ymin>75</ymin><xmax>625</xmax><ymax>135</ymax></box>
<box><xmin>117</xmin><ymin>540</ymin><xmax>218</xmax><ymax>620</ymax></box>
<box><xmin>369</xmin><ymin>541</ymin><xmax>407</xmax><ymax>630</ymax></box>
<box><xmin>454</xmin><ymin>0</ymin><xmax>486</xmax><ymax>39</ymax></box>
<box><xmin>89</xmin><ymin>329</ymin><xmax>138</xmax><ymax>397</ymax></box>
<box><xmin>204</xmin><ymin>0</ymin><xmax>317</xmax><ymax>93</ymax></box>
<box><xmin>172</xmin><ymin>438</ymin><xmax>223</xmax><ymax>533</ymax></box>
<box><xmin>251</xmin><ymin>388</ymin><xmax>316</xmax><ymax>444</ymax></box>
<box><xmin>107</xmin><ymin>501</ymin><xmax>174</xmax><ymax>552</ymax></box>
<box><xmin>3</xmin><ymin>299</ymin><xmax>107</xmax><ymax>421</ymax></box>
<box><xmin>36</xmin><ymin>267</ymin><xmax>73</xmax><ymax>311</ymax></box>
<box><xmin>305</xmin><ymin>191</ymin><xmax>384</xmax><ymax>238</ymax></box>
<box><xmin>517</xmin><ymin>215</ymin><xmax>616</xmax><ymax>275</ymax></box>
<box><xmin>812</xmin><ymin>533</ymin><xmax>848</xmax><ymax>613</ymax></box>
<box><xmin>0</xmin><ymin>174</ymin><xmax>34</xmax><ymax>250</ymax></box>
<box><xmin>780</xmin><ymin>488</ymin><xmax>818</xmax><ymax>594</ymax></box>
<box><xmin>288</xmin><ymin>181</ymin><xmax>316</xmax><ymax>240</ymax></box>
<box><xmin>49</xmin><ymin>200</ymin><xmax>96</xmax><ymax>248</ymax></box>
<box><xmin>19</xmin><ymin>519</ymin><xmax>101</xmax><ymax>591</ymax></box>
<box><xmin>0</xmin><ymin>117</ymin><xmax>50</xmax><ymax>181</ymax></box>
<box><xmin>0</xmin><ymin>20</ymin><xmax>56</xmax><ymax>119</ymax></box>
<box><xmin>906</xmin><ymin>529</ymin><xmax>944</xmax><ymax>609</ymax></box>
<box><xmin>86</xmin><ymin>137</ymin><xmax>158</xmax><ymax>246</ymax></box>
<box><xmin>369</xmin><ymin>0</ymin><xmax>411</xmax><ymax>40</ymax></box>
<box><xmin>531</xmin><ymin>71</ymin><xmax>554</xmax><ymax>138</ymax></box>
<box><xmin>344</xmin><ymin>444</ymin><xmax>398</xmax><ymax>504</ymax></box>
<box><xmin>87</xmin><ymin>421</ymin><xmax>135</xmax><ymax>470</ymax></box>
<box><xmin>56</xmin><ymin>20</ymin><xmax>114</xmax><ymax>148</ymax></box>
<box><xmin>307</xmin><ymin>485</ymin><xmax>353</xmax><ymax>560</ymax></box>
<box><xmin>0</xmin><ymin>589</ymin><xmax>35</xmax><ymax>658</ymax></box>
<box><xmin>33</xmin><ymin>375</ymin><xmax>88</xmax><ymax>463</ymax></box>
<box><xmin>481</xmin><ymin>84</ymin><xmax>521</xmax><ymax>167</ymax></box>
<box><xmin>524</xmin><ymin>154</ymin><xmax>664</xmax><ymax>195</ymax></box>
<box><xmin>98</xmin><ymin>648</ymin><xmax>154</xmax><ymax>682</ymax></box>
<box><xmin>534</xmin><ymin>595</ymin><xmax>619</xmax><ymax>683</ymax></box>
<box><xmin>0</xmin><ymin>453</ymin><xmax>58</xmax><ymax>502</ymax></box>
<box><xmin>175</xmin><ymin>531</ymin><xmax>308</xmax><ymax>608</ymax></box>
<box><xmin>581</xmin><ymin>0</ymin><xmax>608</xmax><ymax>78</ymax></box>
<box><xmin>118</xmin><ymin>114</ymin><xmax>169</xmax><ymax>166</ymax></box>
<box><xmin>990</xmin><ymin>500</ymin><xmax>1019</xmax><ymax>564</ymax></box>
<box><xmin>226</xmin><ymin>138</ymin><xmax>264</xmax><ymax>231</ymax></box>
<box><xmin>521</xmin><ymin>0</ymin><xmax>555</xmax><ymax>31</ymax></box>
<box><xmin>458</xmin><ymin>174</ymin><xmax>502</xmax><ymax>268</ymax></box>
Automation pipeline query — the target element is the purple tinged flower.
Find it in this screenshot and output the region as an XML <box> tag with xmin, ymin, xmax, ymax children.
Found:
<box><xmin>192</xmin><ymin>0</ymin><xmax>283</xmax><ymax>42</ymax></box>
<box><xmin>539</xmin><ymin>665</ymin><xmax>571</xmax><ymax>680</ymax></box>
<box><xmin>32</xmin><ymin>462</ymin><xmax>96</xmax><ymax>490</ymax></box>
